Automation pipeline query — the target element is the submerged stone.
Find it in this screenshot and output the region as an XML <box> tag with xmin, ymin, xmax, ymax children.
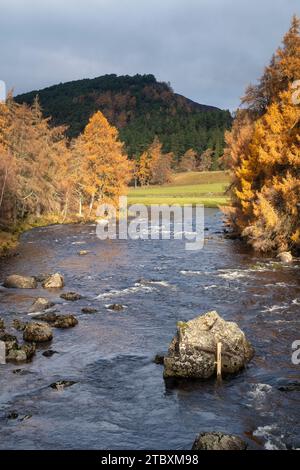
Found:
<box><xmin>81</xmin><ymin>307</ymin><xmax>98</xmax><ymax>313</ymax></box>
<box><xmin>107</xmin><ymin>304</ymin><xmax>124</xmax><ymax>311</ymax></box>
<box><xmin>50</xmin><ymin>380</ymin><xmax>77</xmax><ymax>390</ymax></box>
<box><xmin>153</xmin><ymin>354</ymin><xmax>165</xmax><ymax>365</ymax></box>
<box><xmin>42</xmin><ymin>350</ymin><xmax>58</xmax><ymax>358</ymax></box>
<box><xmin>29</xmin><ymin>297</ymin><xmax>55</xmax><ymax>313</ymax></box>
<box><xmin>60</xmin><ymin>292</ymin><xmax>82</xmax><ymax>301</ymax></box>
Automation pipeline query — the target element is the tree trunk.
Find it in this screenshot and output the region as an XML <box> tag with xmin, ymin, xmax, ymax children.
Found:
<box><xmin>78</xmin><ymin>197</ymin><xmax>82</xmax><ymax>217</ymax></box>
<box><xmin>88</xmin><ymin>193</ymin><xmax>95</xmax><ymax>217</ymax></box>
<box><xmin>62</xmin><ymin>195</ymin><xmax>69</xmax><ymax>222</ymax></box>
<box><xmin>0</xmin><ymin>167</ymin><xmax>8</xmax><ymax>211</ymax></box>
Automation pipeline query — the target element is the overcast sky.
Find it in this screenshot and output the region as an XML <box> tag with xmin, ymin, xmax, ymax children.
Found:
<box><xmin>0</xmin><ymin>0</ymin><xmax>299</xmax><ymax>110</ymax></box>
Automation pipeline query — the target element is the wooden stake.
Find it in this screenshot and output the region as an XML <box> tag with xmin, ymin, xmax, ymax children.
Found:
<box><xmin>216</xmin><ymin>342</ymin><xmax>222</xmax><ymax>381</ymax></box>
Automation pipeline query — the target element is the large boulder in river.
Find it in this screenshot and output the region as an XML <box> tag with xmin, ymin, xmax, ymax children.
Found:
<box><xmin>163</xmin><ymin>311</ymin><xmax>254</xmax><ymax>379</ymax></box>
<box><xmin>23</xmin><ymin>321</ymin><xmax>53</xmax><ymax>342</ymax></box>
<box><xmin>3</xmin><ymin>275</ymin><xmax>37</xmax><ymax>289</ymax></box>
<box><xmin>42</xmin><ymin>273</ymin><xmax>64</xmax><ymax>289</ymax></box>
<box><xmin>192</xmin><ymin>432</ymin><xmax>247</xmax><ymax>450</ymax></box>
<box><xmin>29</xmin><ymin>297</ymin><xmax>55</xmax><ymax>313</ymax></box>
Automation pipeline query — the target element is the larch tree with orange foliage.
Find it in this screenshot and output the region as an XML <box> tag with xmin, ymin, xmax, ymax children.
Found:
<box><xmin>137</xmin><ymin>137</ymin><xmax>173</xmax><ymax>185</ymax></box>
<box><xmin>75</xmin><ymin>111</ymin><xmax>132</xmax><ymax>216</ymax></box>
<box><xmin>179</xmin><ymin>149</ymin><xmax>197</xmax><ymax>172</ymax></box>
<box><xmin>224</xmin><ymin>15</ymin><xmax>300</xmax><ymax>254</ymax></box>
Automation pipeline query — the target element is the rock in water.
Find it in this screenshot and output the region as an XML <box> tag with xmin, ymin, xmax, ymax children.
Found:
<box><xmin>107</xmin><ymin>304</ymin><xmax>124</xmax><ymax>311</ymax></box>
<box><xmin>163</xmin><ymin>311</ymin><xmax>254</xmax><ymax>379</ymax></box>
<box><xmin>277</xmin><ymin>251</ymin><xmax>293</xmax><ymax>263</ymax></box>
<box><xmin>78</xmin><ymin>250</ymin><xmax>90</xmax><ymax>256</ymax></box>
<box><xmin>42</xmin><ymin>273</ymin><xmax>64</xmax><ymax>289</ymax></box>
<box><xmin>23</xmin><ymin>322</ymin><xmax>53</xmax><ymax>342</ymax></box>
<box><xmin>153</xmin><ymin>354</ymin><xmax>165</xmax><ymax>365</ymax></box>
<box><xmin>12</xmin><ymin>319</ymin><xmax>27</xmax><ymax>331</ymax></box>
<box><xmin>278</xmin><ymin>381</ymin><xmax>300</xmax><ymax>392</ymax></box>
<box><xmin>34</xmin><ymin>312</ymin><xmax>78</xmax><ymax>329</ymax></box>
<box><xmin>0</xmin><ymin>332</ymin><xmax>18</xmax><ymax>353</ymax></box>
<box><xmin>6</xmin><ymin>411</ymin><xmax>19</xmax><ymax>420</ymax></box>
<box><xmin>60</xmin><ymin>292</ymin><xmax>82</xmax><ymax>301</ymax></box>
<box><xmin>50</xmin><ymin>380</ymin><xmax>77</xmax><ymax>390</ymax></box>
<box><xmin>81</xmin><ymin>307</ymin><xmax>97</xmax><ymax>314</ymax></box>
<box><xmin>6</xmin><ymin>343</ymin><xmax>36</xmax><ymax>362</ymax></box>
<box><xmin>29</xmin><ymin>297</ymin><xmax>55</xmax><ymax>313</ymax></box>
<box><xmin>34</xmin><ymin>312</ymin><xmax>58</xmax><ymax>323</ymax></box>
<box><xmin>42</xmin><ymin>350</ymin><xmax>58</xmax><ymax>358</ymax></box>
<box><xmin>0</xmin><ymin>331</ymin><xmax>36</xmax><ymax>362</ymax></box>
<box><xmin>52</xmin><ymin>314</ymin><xmax>78</xmax><ymax>329</ymax></box>
<box><xmin>0</xmin><ymin>318</ymin><xmax>4</xmax><ymax>330</ymax></box>
<box><xmin>3</xmin><ymin>275</ymin><xmax>37</xmax><ymax>289</ymax></box>
<box><xmin>35</xmin><ymin>273</ymin><xmax>52</xmax><ymax>283</ymax></box>
<box><xmin>192</xmin><ymin>432</ymin><xmax>247</xmax><ymax>450</ymax></box>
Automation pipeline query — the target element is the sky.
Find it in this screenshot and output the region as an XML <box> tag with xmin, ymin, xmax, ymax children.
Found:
<box><xmin>0</xmin><ymin>0</ymin><xmax>299</xmax><ymax>110</ymax></box>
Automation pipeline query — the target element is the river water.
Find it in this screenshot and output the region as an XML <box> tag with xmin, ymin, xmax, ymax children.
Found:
<box><xmin>0</xmin><ymin>208</ymin><xmax>299</xmax><ymax>450</ymax></box>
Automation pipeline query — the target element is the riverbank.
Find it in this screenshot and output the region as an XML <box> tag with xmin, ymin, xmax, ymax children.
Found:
<box><xmin>128</xmin><ymin>171</ymin><xmax>230</xmax><ymax>206</ymax></box>
<box><xmin>0</xmin><ymin>214</ymin><xmax>84</xmax><ymax>258</ymax></box>
<box><xmin>0</xmin><ymin>171</ymin><xmax>230</xmax><ymax>257</ymax></box>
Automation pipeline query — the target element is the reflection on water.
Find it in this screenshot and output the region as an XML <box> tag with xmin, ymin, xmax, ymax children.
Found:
<box><xmin>0</xmin><ymin>209</ymin><xmax>299</xmax><ymax>450</ymax></box>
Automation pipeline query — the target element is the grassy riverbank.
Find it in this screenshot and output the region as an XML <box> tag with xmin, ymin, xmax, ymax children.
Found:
<box><xmin>0</xmin><ymin>171</ymin><xmax>231</xmax><ymax>256</ymax></box>
<box><xmin>128</xmin><ymin>171</ymin><xmax>230</xmax><ymax>206</ymax></box>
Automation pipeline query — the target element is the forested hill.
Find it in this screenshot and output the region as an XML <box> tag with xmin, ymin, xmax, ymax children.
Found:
<box><xmin>15</xmin><ymin>74</ymin><xmax>232</xmax><ymax>159</ymax></box>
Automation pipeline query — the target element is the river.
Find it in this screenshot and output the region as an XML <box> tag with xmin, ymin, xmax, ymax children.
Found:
<box><xmin>0</xmin><ymin>208</ymin><xmax>299</xmax><ymax>450</ymax></box>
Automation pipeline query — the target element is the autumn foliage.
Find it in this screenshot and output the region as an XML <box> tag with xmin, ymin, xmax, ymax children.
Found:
<box><xmin>136</xmin><ymin>137</ymin><xmax>173</xmax><ymax>185</ymax></box>
<box><xmin>224</xmin><ymin>15</ymin><xmax>300</xmax><ymax>253</ymax></box>
<box><xmin>0</xmin><ymin>100</ymin><xmax>132</xmax><ymax>229</ymax></box>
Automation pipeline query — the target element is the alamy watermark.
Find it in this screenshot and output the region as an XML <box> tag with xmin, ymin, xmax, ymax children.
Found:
<box><xmin>292</xmin><ymin>340</ymin><xmax>300</xmax><ymax>365</ymax></box>
<box><xmin>95</xmin><ymin>196</ymin><xmax>204</xmax><ymax>251</ymax></box>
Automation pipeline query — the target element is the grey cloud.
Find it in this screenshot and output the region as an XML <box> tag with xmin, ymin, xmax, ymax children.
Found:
<box><xmin>0</xmin><ymin>0</ymin><xmax>299</xmax><ymax>110</ymax></box>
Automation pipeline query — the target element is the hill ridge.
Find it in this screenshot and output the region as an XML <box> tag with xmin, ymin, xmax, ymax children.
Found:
<box><xmin>16</xmin><ymin>73</ymin><xmax>232</xmax><ymax>161</ymax></box>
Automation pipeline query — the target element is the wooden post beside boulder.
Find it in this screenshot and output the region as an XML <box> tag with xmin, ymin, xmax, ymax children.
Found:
<box><xmin>163</xmin><ymin>311</ymin><xmax>254</xmax><ymax>380</ymax></box>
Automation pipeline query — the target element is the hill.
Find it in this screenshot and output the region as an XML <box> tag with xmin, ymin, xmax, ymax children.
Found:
<box><xmin>15</xmin><ymin>74</ymin><xmax>232</xmax><ymax>161</ymax></box>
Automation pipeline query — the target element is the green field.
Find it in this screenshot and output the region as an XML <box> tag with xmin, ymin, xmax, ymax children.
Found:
<box><xmin>128</xmin><ymin>171</ymin><xmax>230</xmax><ymax>207</ymax></box>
